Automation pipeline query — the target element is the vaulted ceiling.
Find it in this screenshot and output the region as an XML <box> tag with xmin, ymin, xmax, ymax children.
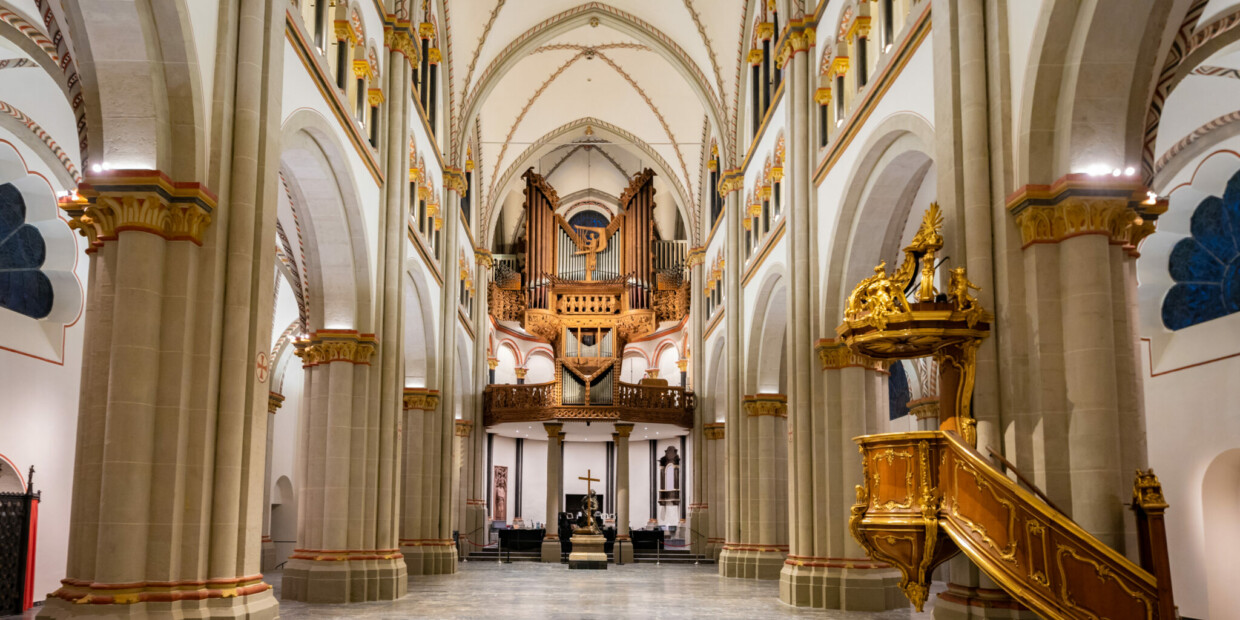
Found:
<box><xmin>440</xmin><ymin>1</ymin><xmax>753</xmax><ymax>244</ymax></box>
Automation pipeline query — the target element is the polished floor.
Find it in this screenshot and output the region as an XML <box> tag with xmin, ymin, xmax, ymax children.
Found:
<box><xmin>11</xmin><ymin>563</ymin><xmax>942</xmax><ymax>619</ymax></box>
<box><xmin>273</xmin><ymin>561</ymin><xmax>939</xmax><ymax>619</ymax></box>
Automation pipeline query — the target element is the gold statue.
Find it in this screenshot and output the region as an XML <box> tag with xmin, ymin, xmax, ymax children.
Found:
<box><xmin>574</xmin><ymin>226</ymin><xmax>608</xmax><ymax>281</ymax></box>
<box><xmin>948</xmin><ymin>267</ymin><xmax>983</xmax><ymax>327</ymax></box>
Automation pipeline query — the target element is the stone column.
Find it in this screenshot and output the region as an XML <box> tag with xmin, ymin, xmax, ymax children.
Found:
<box><xmin>718</xmin><ymin>168</ymin><xmax>745</xmax><ymax>579</ymax></box>
<box><xmin>261</xmin><ymin>392</ymin><xmax>284</xmax><ymax>572</ymax></box>
<box><xmin>282</xmin><ymin>331</ymin><xmax>407</xmax><ymax>603</ymax></box>
<box><xmin>400</xmin><ymin>388</ymin><xmax>455</xmax><ymax>574</ymax></box>
<box><xmin>687</xmin><ymin>247</ymin><xmax>708</xmax><ymax>557</ymax></box>
<box><xmin>721</xmin><ymin>394</ymin><xmax>788</xmax><ymax>580</ymax></box>
<box><xmin>515</xmin><ymin>367</ymin><xmax>527</xmax><ymax>384</ymax></box>
<box><xmin>541</xmin><ymin>422</ymin><xmax>564</xmax><ymax>562</ymax></box>
<box><xmin>613</xmin><ymin>423</ymin><xmax>634</xmax><ymax>563</ymax></box>
<box><xmin>703</xmin><ymin>422</ymin><xmax>726</xmax><ymax>560</ymax></box>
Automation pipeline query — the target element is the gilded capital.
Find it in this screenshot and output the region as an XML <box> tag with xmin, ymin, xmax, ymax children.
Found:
<box><xmin>514</xmin><ymin>367</ymin><xmax>528</xmax><ymax>379</ymax></box>
<box><xmin>475</xmin><ymin>249</ymin><xmax>493</xmax><ymax>268</ymax></box>
<box><xmin>1006</xmin><ymin>175</ymin><xmax>1165</xmax><ymax>254</ymax></box>
<box><xmin>742</xmin><ymin>393</ymin><xmax>787</xmax><ymax>417</ymax></box>
<box><xmin>403</xmin><ymin>387</ymin><xmax>440</xmax><ymax>411</ymax></box>
<box><xmin>613</xmin><ymin>422</ymin><xmax>634</xmax><ymax>438</ymax></box>
<box><xmin>419</xmin><ymin>22</ymin><xmax>435</xmax><ymax>39</ymax></box>
<box><xmin>814</xmin><ymin>87</ymin><xmax>832</xmax><ymax>105</ymax></box>
<box><xmin>815</xmin><ymin>338</ymin><xmax>885</xmax><ymax>371</ymax></box>
<box><xmin>675</xmin><ymin>358</ymin><xmax>689</xmax><ymax>372</ymax></box>
<box><xmin>455</xmin><ymin>419</ymin><xmax>474</xmax><ymax>437</ymax></box>
<box><xmin>427</xmin><ymin>47</ymin><xmax>441</xmax><ymax>64</ymax></box>
<box><xmin>703</xmin><ymin>422</ymin><xmax>725</xmax><ymax>440</ymax></box>
<box><xmin>294</xmin><ymin>330</ymin><xmax>377</xmax><ymax>367</ymax></box>
<box><xmin>686</xmin><ymin>246</ymin><xmax>706</xmax><ymax>268</ymax></box>
<box><xmin>367</xmin><ymin>88</ymin><xmax>385</xmax><ymax>106</ymax></box>
<box><xmin>68</xmin><ymin>172</ymin><xmax>216</xmax><ymax>251</ymax></box>
<box><xmin>756</xmin><ymin>22</ymin><xmax>775</xmax><ymax>40</ymax></box>
<box><xmin>747</xmin><ymin>47</ymin><xmax>764</xmax><ymax>65</ymax></box>
<box><xmin>543</xmin><ymin>422</ymin><xmax>564</xmax><ymax>438</ymax></box>
<box><xmin>487</xmin><ymin>357</ymin><xmax>499</xmax><ymax>370</ymax></box>
<box><xmin>268</xmin><ymin>392</ymin><xmax>285</xmax><ymax>414</ymax></box>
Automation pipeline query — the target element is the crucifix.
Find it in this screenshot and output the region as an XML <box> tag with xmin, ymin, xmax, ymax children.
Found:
<box><xmin>579</xmin><ymin>468</ymin><xmax>601</xmax><ymax>530</ymax></box>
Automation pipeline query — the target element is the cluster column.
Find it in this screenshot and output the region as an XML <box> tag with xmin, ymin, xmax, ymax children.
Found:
<box><xmin>541</xmin><ymin>422</ymin><xmax>565</xmax><ymax>562</ymax></box>
<box><xmin>703</xmin><ymin>422</ymin><xmax>726</xmax><ymax>560</ymax></box>
<box><xmin>613</xmin><ymin>423</ymin><xmax>634</xmax><ymax>563</ymax></box>
<box><xmin>282</xmin><ymin>331</ymin><xmax>407</xmax><ymax>603</ymax></box>
<box><xmin>400</xmin><ymin>388</ymin><xmax>456</xmax><ymax>574</ymax></box>
<box><xmin>261</xmin><ymin>392</ymin><xmax>284</xmax><ymax>572</ymax></box>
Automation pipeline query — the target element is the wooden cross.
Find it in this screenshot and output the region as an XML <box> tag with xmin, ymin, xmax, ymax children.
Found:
<box><xmin>579</xmin><ymin>469</ymin><xmax>600</xmax><ymax>496</ymax></box>
<box><xmin>579</xmin><ymin>469</ymin><xmax>601</xmax><ymax>530</ymax></box>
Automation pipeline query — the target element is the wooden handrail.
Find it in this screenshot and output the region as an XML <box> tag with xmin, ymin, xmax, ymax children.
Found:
<box><xmin>986</xmin><ymin>446</ymin><xmax>1067</xmax><ymax>516</ymax></box>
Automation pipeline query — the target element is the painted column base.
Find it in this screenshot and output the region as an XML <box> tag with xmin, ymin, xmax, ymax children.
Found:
<box><xmin>461</xmin><ymin>503</ymin><xmax>488</xmax><ymax>554</ymax></box>
<box><xmin>718</xmin><ymin>545</ymin><xmax>786</xmax><ymax>580</ymax></box>
<box><xmin>612</xmin><ymin>537</ymin><xmax>634</xmax><ymax>564</ymax></box>
<box><xmin>400</xmin><ymin>543</ymin><xmax>458</xmax><ymax>575</ymax></box>
<box><xmin>39</xmin><ymin>579</ymin><xmax>279</xmax><ymax>619</ymax></box>
<box><xmin>540</xmin><ymin>539</ymin><xmax>562</xmax><ymax>563</ymax></box>
<box><xmin>933</xmin><ymin>584</ymin><xmax>1038</xmax><ymax>619</ymax></box>
<box><xmin>706</xmin><ymin>538</ymin><xmax>725</xmax><ymax>561</ymax></box>
<box><xmin>779</xmin><ymin>561</ymin><xmax>904</xmax><ymax>610</ymax></box>
<box><xmin>687</xmin><ymin>508</ymin><xmax>708</xmax><ymax>556</ymax></box>
<box><xmin>281</xmin><ymin>556</ymin><xmax>407</xmax><ymax>603</ymax></box>
<box><xmin>261</xmin><ymin>539</ymin><xmax>277</xmax><ymax>573</ymax></box>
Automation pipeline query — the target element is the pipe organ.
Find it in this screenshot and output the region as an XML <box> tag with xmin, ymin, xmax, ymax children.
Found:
<box><xmin>485</xmin><ymin>168</ymin><xmax>693</xmax><ymax>421</ymax></box>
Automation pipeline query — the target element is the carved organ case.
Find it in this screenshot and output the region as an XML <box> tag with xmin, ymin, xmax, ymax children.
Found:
<box><xmin>511</xmin><ymin>168</ymin><xmax>670</xmax><ymax>405</ymax></box>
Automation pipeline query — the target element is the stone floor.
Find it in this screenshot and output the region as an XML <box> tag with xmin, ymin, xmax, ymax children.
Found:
<box><xmin>10</xmin><ymin>564</ymin><xmax>944</xmax><ymax>619</ymax></box>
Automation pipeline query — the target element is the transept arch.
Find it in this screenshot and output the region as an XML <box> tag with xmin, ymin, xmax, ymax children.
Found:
<box><xmin>405</xmin><ymin>265</ymin><xmax>438</xmax><ymax>387</ymax></box>
<box><xmin>821</xmin><ymin>112</ymin><xmax>935</xmax><ymax>332</ymax></box>
<box><xmin>61</xmin><ymin>0</ymin><xmax>205</xmax><ymax>180</ymax></box>
<box><xmin>746</xmin><ymin>270</ymin><xmax>788</xmax><ymax>394</ymax></box>
<box><xmin>279</xmin><ymin>109</ymin><xmax>373</xmax><ymax>332</ymax></box>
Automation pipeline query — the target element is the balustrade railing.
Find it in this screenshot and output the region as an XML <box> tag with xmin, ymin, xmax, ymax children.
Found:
<box><xmin>483</xmin><ymin>378</ymin><xmax>693</xmax><ymax>427</ymax></box>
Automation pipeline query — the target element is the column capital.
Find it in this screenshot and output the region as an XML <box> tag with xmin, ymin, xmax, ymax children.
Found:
<box><xmin>403</xmin><ymin>387</ymin><xmax>440</xmax><ymax>411</ymax></box>
<box><xmin>294</xmin><ymin>330</ymin><xmax>377</xmax><ymax>367</ymax></box>
<box><xmin>814</xmin><ymin>338</ymin><xmax>886</xmax><ymax>371</ymax></box>
<box><xmin>543</xmin><ymin>422</ymin><xmax>563</xmax><ymax>438</ymax></box>
<box><xmin>454</xmin><ymin>419</ymin><xmax>473</xmax><ymax>437</ymax></box>
<box><xmin>703</xmin><ymin>422</ymin><xmax>725</xmax><ymax>440</ymax></box>
<box><xmin>613</xmin><ymin>422</ymin><xmax>635</xmax><ymax>438</ymax></box>
<box><xmin>686</xmin><ymin>246</ymin><xmax>707</xmax><ymax>267</ymax></box>
<box><xmin>267</xmin><ymin>392</ymin><xmax>285</xmax><ymax>414</ymax></box>
<box><xmin>66</xmin><ymin>171</ymin><xmax>217</xmax><ymax>251</ymax></box>
<box><xmin>907</xmin><ymin>397</ymin><xmax>939</xmax><ymax>420</ymax></box>
<box><xmin>475</xmin><ymin>248</ymin><xmax>494</xmax><ymax>268</ymax></box>
<box><xmin>742</xmin><ymin>393</ymin><xmax>787</xmax><ymax>417</ymax></box>
<box><xmin>1006</xmin><ymin>174</ymin><xmax>1167</xmax><ymax>254</ymax></box>
<box><xmin>676</xmin><ymin>358</ymin><xmax>689</xmax><ymax>373</ymax></box>
<box><xmin>487</xmin><ymin>357</ymin><xmax>499</xmax><ymax>370</ymax></box>
<box><xmin>514</xmin><ymin>367</ymin><xmax>528</xmax><ymax>379</ymax></box>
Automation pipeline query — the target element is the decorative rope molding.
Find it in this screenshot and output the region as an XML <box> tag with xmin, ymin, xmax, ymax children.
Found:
<box><xmin>294</xmin><ymin>330</ymin><xmax>377</xmax><ymax>367</ymax></box>
<box><xmin>0</xmin><ymin>100</ymin><xmax>80</xmax><ymax>183</ymax></box>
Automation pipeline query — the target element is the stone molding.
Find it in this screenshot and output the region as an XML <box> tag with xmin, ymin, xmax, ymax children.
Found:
<box><xmin>906</xmin><ymin>397</ymin><xmax>939</xmax><ymax>420</ymax></box>
<box><xmin>294</xmin><ymin>330</ymin><xmax>377</xmax><ymax>367</ymax></box>
<box><xmin>454</xmin><ymin>419</ymin><xmax>473</xmax><ymax>437</ymax></box>
<box><xmin>267</xmin><ymin>392</ymin><xmax>285</xmax><ymax>414</ymax></box>
<box><xmin>613</xmin><ymin>422</ymin><xmax>635</xmax><ymax>438</ymax></box>
<box><xmin>403</xmin><ymin>387</ymin><xmax>440</xmax><ymax>411</ymax></box>
<box><xmin>742</xmin><ymin>393</ymin><xmax>787</xmax><ymax>417</ymax></box>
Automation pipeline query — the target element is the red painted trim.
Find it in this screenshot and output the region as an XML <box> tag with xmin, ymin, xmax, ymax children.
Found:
<box><xmin>1162</xmin><ymin>149</ymin><xmax>1240</xmax><ymax>195</ymax></box>
<box><xmin>1142</xmin><ymin>337</ymin><xmax>1240</xmax><ymax>376</ymax></box>
<box><xmin>23</xmin><ymin>498</ymin><xmax>37</xmax><ymax>610</ymax></box>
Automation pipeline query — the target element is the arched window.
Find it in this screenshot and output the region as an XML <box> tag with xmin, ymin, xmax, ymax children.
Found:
<box><xmin>1161</xmin><ymin>168</ymin><xmax>1240</xmax><ymax>330</ymax></box>
<box><xmin>888</xmin><ymin>361</ymin><xmax>910</xmax><ymax>420</ymax></box>
<box><xmin>0</xmin><ymin>183</ymin><xmax>53</xmax><ymax>319</ymax></box>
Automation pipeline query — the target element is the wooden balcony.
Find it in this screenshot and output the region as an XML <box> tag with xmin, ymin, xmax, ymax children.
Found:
<box><xmin>483</xmin><ymin>380</ymin><xmax>694</xmax><ymax>428</ymax></box>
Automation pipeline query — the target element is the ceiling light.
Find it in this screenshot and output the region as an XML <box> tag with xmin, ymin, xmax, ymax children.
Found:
<box><xmin>1125</xmin><ymin>167</ymin><xmax>1136</xmax><ymax>176</ymax></box>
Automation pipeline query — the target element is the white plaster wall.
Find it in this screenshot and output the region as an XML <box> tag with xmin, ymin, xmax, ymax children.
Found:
<box><xmin>522</xmin><ymin>438</ymin><xmax>548</xmax><ymax>528</ymax></box>
<box><xmin>525</xmin><ymin>354</ymin><xmax>555</xmax><ymax>384</ymax></box>
<box><xmin>628</xmin><ymin>439</ymin><xmax>652</xmax><ymax>530</ymax></box>
<box><xmin>494</xmin><ymin>345</ymin><xmax>518</xmax><ymax>384</ymax></box>
<box><xmin>489</xmin><ymin>434</ymin><xmax>516</xmax><ymax>523</ymax></box>
<box><xmin>562</xmin><ymin>441</ymin><xmax>608</xmax><ymax>512</ymax></box>
<box><xmin>0</xmin><ymin>140</ymin><xmax>89</xmax><ymax>598</ymax></box>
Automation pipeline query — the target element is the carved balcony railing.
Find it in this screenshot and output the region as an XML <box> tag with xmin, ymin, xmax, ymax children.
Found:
<box><xmin>851</xmin><ymin>430</ymin><xmax>1174</xmax><ymax>618</ymax></box>
<box><xmin>483</xmin><ymin>380</ymin><xmax>693</xmax><ymax>428</ymax></box>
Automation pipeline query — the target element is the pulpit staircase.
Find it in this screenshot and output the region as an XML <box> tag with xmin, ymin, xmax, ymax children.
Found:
<box><xmin>840</xmin><ymin>205</ymin><xmax>1176</xmax><ymax>619</ymax></box>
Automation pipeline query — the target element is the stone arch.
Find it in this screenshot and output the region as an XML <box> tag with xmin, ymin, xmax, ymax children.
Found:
<box><xmin>455</xmin><ymin>326</ymin><xmax>474</xmax><ymax>419</ymax></box>
<box><xmin>484</xmin><ymin>117</ymin><xmax>694</xmax><ymax>246</ymax></box>
<box><xmin>747</xmin><ymin>269</ymin><xmax>788</xmax><ymax>394</ymax></box>
<box><xmin>525</xmin><ymin>347</ymin><xmax>556</xmax><ymax>384</ymax></box>
<box><xmin>63</xmin><ymin>0</ymin><xmax>205</xmax><ymax>180</ymax></box>
<box><xmin>821</xmin><ymin>112</ymin><xmax>935</xmax><ymax>333</ymax></box>
<box><xmin>279</xmin><ymin>109</ymin><xmax>373</xmax><ymax>332</ymax></box>
<box><xmin>0</xmin><ymin>453</ymin><xmax>23</xmax><ymax>493</ymax></box>
<box><xmin>706</xmin><ymin>336</ymin><xmax>727</xmax><ymax>423</ymax></box>
<box><xmin>1202</xmin><ymin>448</ymin><xmax>1240</xmax><ymax>618</ymax></box>
<box><xmin>405</xmin><ymin>262</ymin><xmax>438</xmax><ymax>387</ymax></box>
<box><xmin>456</xmin><ymin>3</ymin><xmax>729</xmax><ymax>161</ymax></box>
<box><xmin>1016</xmin><ymin>0</ymin><xmax>1175</xmax><ymax>186</ymax></box>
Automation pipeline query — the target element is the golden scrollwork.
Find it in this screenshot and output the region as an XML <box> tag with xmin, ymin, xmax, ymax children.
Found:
<box><xmin>67</xmin><ymin>177</ymin><xmax>216</xmax><ymax>250</ymax></box>
<box><xmin>951</xmin><ymin>459</ymin><xmax>1018</xmax><ymax>563</ymax></box>
<box><xmin>1132</xmin><ymin>469</ymin><xmax>1168</xmax><ymax>510</ymax></box>
<box><xmin>1055</xmin><ymin>544</ymin><xmax>1155</xmax><ymax>620</ymax></box>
